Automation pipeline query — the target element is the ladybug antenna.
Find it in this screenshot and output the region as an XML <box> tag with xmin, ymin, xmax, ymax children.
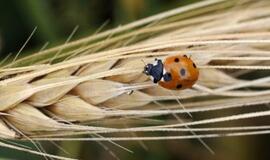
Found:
<box><xmin>141</xmin><ymin>59</ymin><xmax>146</xmax><ymax>66</ymax></box>
<box><xmin>141</xmin><ymin>59</ymin><xmax>147</xmax><ymax>74</ymax></box>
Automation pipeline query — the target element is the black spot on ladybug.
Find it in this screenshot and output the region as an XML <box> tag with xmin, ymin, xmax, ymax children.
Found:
<box><xmin>176</xmin><ymin>84</ymin><xmax>182</xmax><ymax>89</ymax></box>
<box><xmin>163</xmin><ymin>72</ymin><xmax>172</xmax><ymax>81</ymax></box>
<box><xmin>183</xmin><ymin>55</ymin><xmax>188</xmax><ymax>58</ymax></box>
<box><xmin>174</xmin><ymin>58</ymin><xmax>179</xmax><ymax>63</ymax></box>
<box><xmin>193</xmin><ymin>63</ymin><xmax>197</xmax><ymax>68</ymax></box>
<box><xmin>180</xmin><ymin>68</ymin><xmax>186</xmax><ymax>76</ymax></box>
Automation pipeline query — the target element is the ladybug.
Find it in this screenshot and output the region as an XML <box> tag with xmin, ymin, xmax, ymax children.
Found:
<box><xmin>143</xmin><ymin>55</ymin><xmax>199</xmax><ymax>90</ymax></box>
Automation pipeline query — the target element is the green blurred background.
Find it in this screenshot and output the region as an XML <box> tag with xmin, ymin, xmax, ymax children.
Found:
<box><xmin>1</xmin><ymin>0</ymin><xmax>270</xmax><ymax>160</ymax></box>
<box><xmin>0</xmin><ymin>0</ymin><xmax>199</xmax><ymax>58</ymax></box>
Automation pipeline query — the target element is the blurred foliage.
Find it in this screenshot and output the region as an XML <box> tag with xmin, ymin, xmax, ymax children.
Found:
<box><xmin>0</xmin><ymin>0</ymin><xmax>199</xmax><ymax>58</ymax></box>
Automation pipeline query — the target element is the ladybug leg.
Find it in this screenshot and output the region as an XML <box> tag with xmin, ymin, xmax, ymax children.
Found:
<box><xmin>127</xmin><ymin>90</ymin><xmax>134</xmax><ymax>95</ymax></box>
<box><xmin>153</xmin><ymin>78</ymin><xmax>159</xmax><ymax>83</ymax></box>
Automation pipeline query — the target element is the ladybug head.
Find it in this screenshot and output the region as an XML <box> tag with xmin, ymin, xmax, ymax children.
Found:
<box><xmin>143</xmin><ymin>63</ymin><xmax>153</xmax><ymax>75</ymax></box>
<box><xmin>143</xmin><ymin>59</ymin><xmax>164</xmax><ymax>83</ymax></box>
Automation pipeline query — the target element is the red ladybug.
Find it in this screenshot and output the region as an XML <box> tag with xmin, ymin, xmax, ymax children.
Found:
<box><xmin>143</xmin><ymin>55</ymin><xmax>199</xmax><ymax>90</ymax></box>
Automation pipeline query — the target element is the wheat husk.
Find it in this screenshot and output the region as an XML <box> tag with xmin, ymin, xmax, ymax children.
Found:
<box><xmin>47</xmin><ymin>95</ymin><xmax>105</xmax><ymax>122</ymax></box>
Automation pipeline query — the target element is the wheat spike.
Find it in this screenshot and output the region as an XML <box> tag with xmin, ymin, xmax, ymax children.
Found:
<box><xmin>1</xmin><ymin>0</ymin><xmax>270</xmax><ymax>158</ymax></box>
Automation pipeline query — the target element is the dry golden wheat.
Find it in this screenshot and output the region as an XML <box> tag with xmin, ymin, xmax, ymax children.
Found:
<box><xmin>1</xmin><ymin>0</ymin><xmax>270</xmax><ymax>159</ymax></box>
